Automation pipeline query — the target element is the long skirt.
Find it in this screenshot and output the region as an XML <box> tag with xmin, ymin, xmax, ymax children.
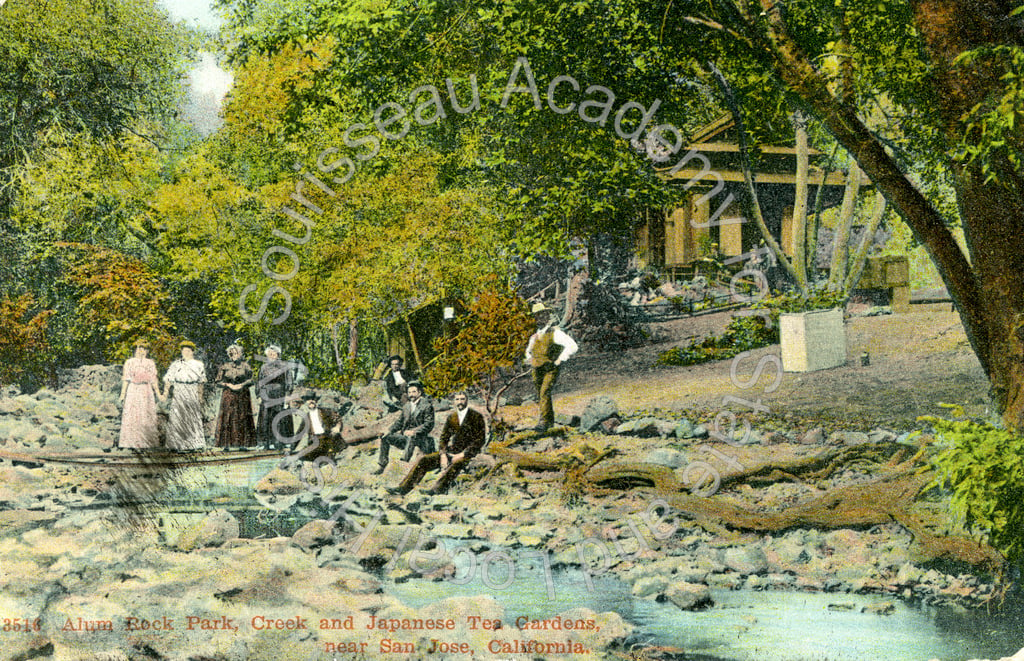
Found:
<box><xmin>215</xmin><ymin>388</ymin><xmax>256</xmax><ymax>448</ymax></box>
<box><xmin>119</xmin><ymin>383</ymin><xmax>158</xmax><ymax>449</ymax></box>
<box><xmin>166</xmin><ymin>384</ymin><xmax>206</xmax><ymax>450</ymax></box>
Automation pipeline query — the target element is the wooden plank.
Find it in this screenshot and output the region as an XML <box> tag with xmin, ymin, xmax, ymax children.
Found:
<box><xmin>659</xmin><ymin>168</ymin><xmax>851</xmax><ymax>186</ymax></box>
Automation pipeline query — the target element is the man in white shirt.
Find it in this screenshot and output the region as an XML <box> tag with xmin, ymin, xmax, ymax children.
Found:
<box><xmin>381</xmin><ymin>355</ymin><xmax>412</xmax><ymax>412</ymax></box>
<box><xmin>285</xmin><ymin>391</ymin><xmax>344</xmax><ymax>460</ymax></box>
<box><xmin>386</xmin><ymin>391</ymin><xmax>487</xmax><ymax>495</ymax></box>
<box><xmin>524</xmin><ymin>302</ymin><xmax>578</xmax><ymax>432</ymax></box>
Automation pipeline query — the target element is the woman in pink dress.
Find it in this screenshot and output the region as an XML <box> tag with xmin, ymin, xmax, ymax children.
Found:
<box><xmin>118</xmin><ymin>340</ymin><xmax>164</xmax><ymax>449</ymax></box>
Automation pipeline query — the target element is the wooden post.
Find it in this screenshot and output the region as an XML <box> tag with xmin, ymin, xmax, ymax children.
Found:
<box><xmin>405</xmin><ymin>313</ymin><xmax>424</xmax><ymax>373</ymax></box>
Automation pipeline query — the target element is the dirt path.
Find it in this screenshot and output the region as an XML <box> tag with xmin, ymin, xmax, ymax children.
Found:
<box><xmin>506</xmin><ymin>303</ymin><xmax>989</xmax><ymax>430</ymax></box>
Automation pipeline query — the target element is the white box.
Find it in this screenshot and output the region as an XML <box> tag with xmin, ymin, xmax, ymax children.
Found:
<box><xmin>779</xmin><ymin>308</ymin><xmax>847</xmax><ymax>372</ymax></box>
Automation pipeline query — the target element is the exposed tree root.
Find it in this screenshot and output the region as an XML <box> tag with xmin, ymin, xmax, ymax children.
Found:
<box><xmin>489</xmin><ymin>433</ymin><xmax>1004</xmax><ymax>572</ymax></box>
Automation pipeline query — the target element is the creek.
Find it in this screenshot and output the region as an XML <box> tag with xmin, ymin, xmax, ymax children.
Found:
<box><xmin>139</xmin><ymin>460</ymin><xmax>1023</xmax><ymax>661</ymax></box>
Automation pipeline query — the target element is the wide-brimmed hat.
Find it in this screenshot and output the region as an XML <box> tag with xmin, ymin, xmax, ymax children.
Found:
<box><xmin>179</xmin><ymin>340</ymin><xmax>196</xmax><ymax>349</ymax></box>
<box><xmin>264</xmin><ymin>344</ymin><xmax>282</xmax><ymax>355</ymax></box>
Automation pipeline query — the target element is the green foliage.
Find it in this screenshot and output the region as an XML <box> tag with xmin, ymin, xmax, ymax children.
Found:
<box><xmin>926</xmin><ymin>409</ymin><xmax>1024</xmax><ymax>567</ymax></box>
<box><xmin>425</xmin><ymin>284</ymin><xmax>535</xmax><ymax>417</ymax></box>
<box><xmin>0</xmin><ymin>0</ymin><xmax>196</xmax><ymax>200</ymax></box>
<box><xmin>752</xmin><ymin>290</ymin><xmax>849</xmax><ymax>327</ymax></box>
<box><xmin>0</xmin><ymin>295</ymin><xmax>54</xmax><ymax>389</ymax></box>
<box><xmin>955</xmin><ymin>45</ymin><xmax>1024</xmax><ymax>187</ymax></box>
<box><xmin>656</xmin><ymin>315</ymin><xmax>773</xmax><ymax>367</ymax></box>
<box><xmin>657</xmin><ymin>290</ymin><xmax>846</xmax><ymax>367</ymax></box>
<box><xmin>213</xmin><ymin>0</ymin><xmax>704</xmax><ymax>257</ymax></box>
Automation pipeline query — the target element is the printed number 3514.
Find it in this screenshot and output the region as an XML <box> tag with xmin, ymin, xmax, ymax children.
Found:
<box><xmin>3</xmin><ymin>618</ymin><xmax>41</xmax><ymax>632</ymax></box>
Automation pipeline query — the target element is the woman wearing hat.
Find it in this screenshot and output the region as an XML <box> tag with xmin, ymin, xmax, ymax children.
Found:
<box><xmin>214</xmin><ymin>343</ymin><xmax>257</xmax><ymax>450</ymax></box>
<box><xmin>162</xmin><ymin>340</ymin><xmax>208</xmax><ymax>451</ymax></box>
<box><xmin>118</xmin><ymin>340</ymin><xmax>164</xmax><ymax>449</ymax></box>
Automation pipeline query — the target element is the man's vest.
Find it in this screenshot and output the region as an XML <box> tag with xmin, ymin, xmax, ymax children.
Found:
<box><xmin>531</xmin><ymin>328</ymin><xmax>563</xmax><ymax>368</ymax></box>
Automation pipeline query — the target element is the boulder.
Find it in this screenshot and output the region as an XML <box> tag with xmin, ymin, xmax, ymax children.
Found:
<box><xmin>254</xmin><ymin>468</ymin><xmax>303</xmax><ymax>495</ymax></box>
<box><xmin>673</xmin><ymin>419</ymin><xmax>695</xmax><ymax>439</ymax></box>
<box><xmin>722</xmin><ymin>546</ymin><xmax>768</xmax><ymax>575</ymax></box>
<box><xmin>830</xmin><ymin>431</ymin><xmax>870</xmax><ymax>446</ymax></box>
<box><xmin>861</xmin><ymin>601</ymin><xmax>896</xmax><ymax>616</ymax></box>
<box><xmin>616</xmin><ymin>417</ymin><xmax>664</xmax><ymax>438</ymax></box>
<box><xmin>291</xmin><ymin>519</ymin><xmax>336</xmax><ymax>550</ymax></box>
<box><xmin>175</xmin><ymin>510</ymin><xmax>239</xmax><ymax>551</ymax></box>
<box><xmin>663</xmin><ymin>581</ymin><xmax>713</xmax><ymax>610</ymax></box>
<box><xmin>868</xmin><ymin>428</ymin><xmax>898</xmax><ymax>444</ymax></box>
<box><xmin>579</xmin><ymin>396</ymin><xmax>619</xmax><ymax>432</ymax></box>
<box><xmin>631</xmin><ymin>575</ymin><xmax>669</xmax><ymax>598</ymax></box>
<box><xmin>798</xmin><ymin>427</ymin><xmax>825</xmax><ymax>445</ymax></box>
<box><xmin>642</xmin><ymin>448</ymin><xmax>686</xmax><ymax>469</ymax></box>
<box><xmin>344</xmin><ymin>405</ymin><xmax>383</xmax><ymax>430</ymax></box>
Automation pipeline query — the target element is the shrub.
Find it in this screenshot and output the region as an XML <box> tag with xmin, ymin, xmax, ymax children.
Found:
<box><xmin>61</xmin><ymin>243</ymin><xmax>178</xmax><ymax>364</ymax></box>
<box><xmin>425</xmin><ymin>284</ymin><xmax>535</xmax><ymax>417</ymax></box>
<box><xmin>656</xmin><ymin>289</ymin><xmax>847</xmax><ymax>367</ymax></box>
<box><xmin>0</xmin><ymin>294</ymin><xmax>55</xmax><ymax>389</ymax></box>
<box><xmin>926</xmin><ymin>407</ymin><xmax>1024</xmax><ymax>567</ymax></box>
<box><xmin>656</xmin><ymin>315</ymin><xmax>773</xmax><ymax>366</ymax></box>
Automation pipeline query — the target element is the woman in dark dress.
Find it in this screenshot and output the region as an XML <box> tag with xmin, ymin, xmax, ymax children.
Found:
<box><xmin>214</xmin><ymin>343</ymin><xmax>257</xmax><ymax>450</ymax></box>
<box><xmin>256</xmin><ymin>344</ymin><xmax>291</xmax><ymax>450</ymax></box>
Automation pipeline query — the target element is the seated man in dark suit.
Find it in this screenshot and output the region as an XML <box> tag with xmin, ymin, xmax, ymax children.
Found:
<box><xmin>381</xmin><ymin>355</ymin><xmax>413</xmax><ymax>412</ymax></box>
<box><xmin>299</xmin><ymin>392</ymin><xmax>345</xmax><ymax>460</ymax></box>
<box><xmin>372</xmin><ymin>382</ymin><xmax>434</xmax><ymax>474</ymax></box>
<box><xmin>386</xmin><ymin>391</ymin><xmax>486</xmax><ymax>495</ymax></box>
<box><xmin>280</xmin><ymin>391</ymin><xmax>345</xmax><ymax>465</ymax></box>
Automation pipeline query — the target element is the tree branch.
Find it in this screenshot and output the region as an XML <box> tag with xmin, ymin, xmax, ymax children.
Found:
<box><xmin>755</xmin><ymin>0</ymin><xmax>990</xmax><ymax>375</ymax></box>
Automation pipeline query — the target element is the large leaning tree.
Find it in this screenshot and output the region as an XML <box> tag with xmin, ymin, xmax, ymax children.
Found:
<box><xmin>676</xmin><ymin>0</ymin><xmax>1024</xmax><ymax>427</ymax></box>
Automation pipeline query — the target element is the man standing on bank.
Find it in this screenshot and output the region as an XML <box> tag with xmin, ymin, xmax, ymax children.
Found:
<box><xmin>525</xmin><ymin>302</ymin><xmax>578</xmax><ymax>432</ymax></box>
<box><xmin>387</xmin><ymin>391</ymin><xmax>486</xmax><ymax>495</ymax></box>
<box><xmin>372</xmin><ymin>382</ymin><xmax>435</xmax><ymax>475</ymax></box>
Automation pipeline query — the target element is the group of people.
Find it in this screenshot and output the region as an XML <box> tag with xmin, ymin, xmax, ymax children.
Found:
<box><xmin>370</xmin><ymin>373</ymin><xmax>489</xmax><ymax>495</ymax></box>
<box><xmin>118</xmin><ymin>340</ymin><xmax>213</xmax><ymax>451</ymax></box>
<box><xmin>117</xmin><ymin>340</ymin><xmax>281</xmax><ymax>452</ymax></box>
<box><xmin>114</xmin><ymin>300</ymin><xmax>577</xmax><ymax>494</ymax></box>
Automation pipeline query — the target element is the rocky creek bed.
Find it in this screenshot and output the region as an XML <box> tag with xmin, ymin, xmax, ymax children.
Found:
<box><xmin>0</xmin><ymin>365</ymin><xmax>1021</xmax><ymax>660</ymax></box>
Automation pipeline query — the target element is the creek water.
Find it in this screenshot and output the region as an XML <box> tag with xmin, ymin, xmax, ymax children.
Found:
<box><xmin>141</xmin><ymin>460</ymin><xmax>1023</xmax><ymax>661</ymax></box>
<box><xmin>387</xmin><ymin>549</ymin><xmax>1024</xmax><ymax>661</ymax></box>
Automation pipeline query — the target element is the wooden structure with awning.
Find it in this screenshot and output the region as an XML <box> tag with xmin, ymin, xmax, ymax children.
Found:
<box><xmin>639</xmin><ymin>115</ymin><xmax>853</xmax><ymax>272</ymax></box>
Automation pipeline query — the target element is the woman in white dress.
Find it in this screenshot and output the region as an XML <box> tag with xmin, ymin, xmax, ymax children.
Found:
<box><xmin>163</xmin><ymin>341</ymin><xmax>207</xmax><ymax>451</ymax></box>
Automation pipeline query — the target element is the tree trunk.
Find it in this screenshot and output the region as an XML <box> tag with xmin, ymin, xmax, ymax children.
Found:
<box><xmin>908</xmin><ymin>0</ymin><xmax>1024</xmax><ymax>427</ymax></box>
<box><xmin>844</xmin><ymin>192</ymin><xmax>887</xmax><ymax>293</ymax></box>
<box><xmin>791</xmin><ymin>112</ymin><xmax>810</xmax><ymax>288</ymax></box>
<box><xmin>330</xmin><ymin>320</ymin><xmax>345</xmax><ymax>373</ymax></box>
<box><xmin>827</xmin><ymin>166</ymin><xmax>861</xmax><ymax>290</ymax></box>
<box><xmin>348</xmin><ymin>317</ymin><xmax>359</xmax><ymax>365</ymax></box>
<box><xmin>711</xmin><ymin>64</ymin><xmax>807</xmax><ymax>295</ymax></box>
